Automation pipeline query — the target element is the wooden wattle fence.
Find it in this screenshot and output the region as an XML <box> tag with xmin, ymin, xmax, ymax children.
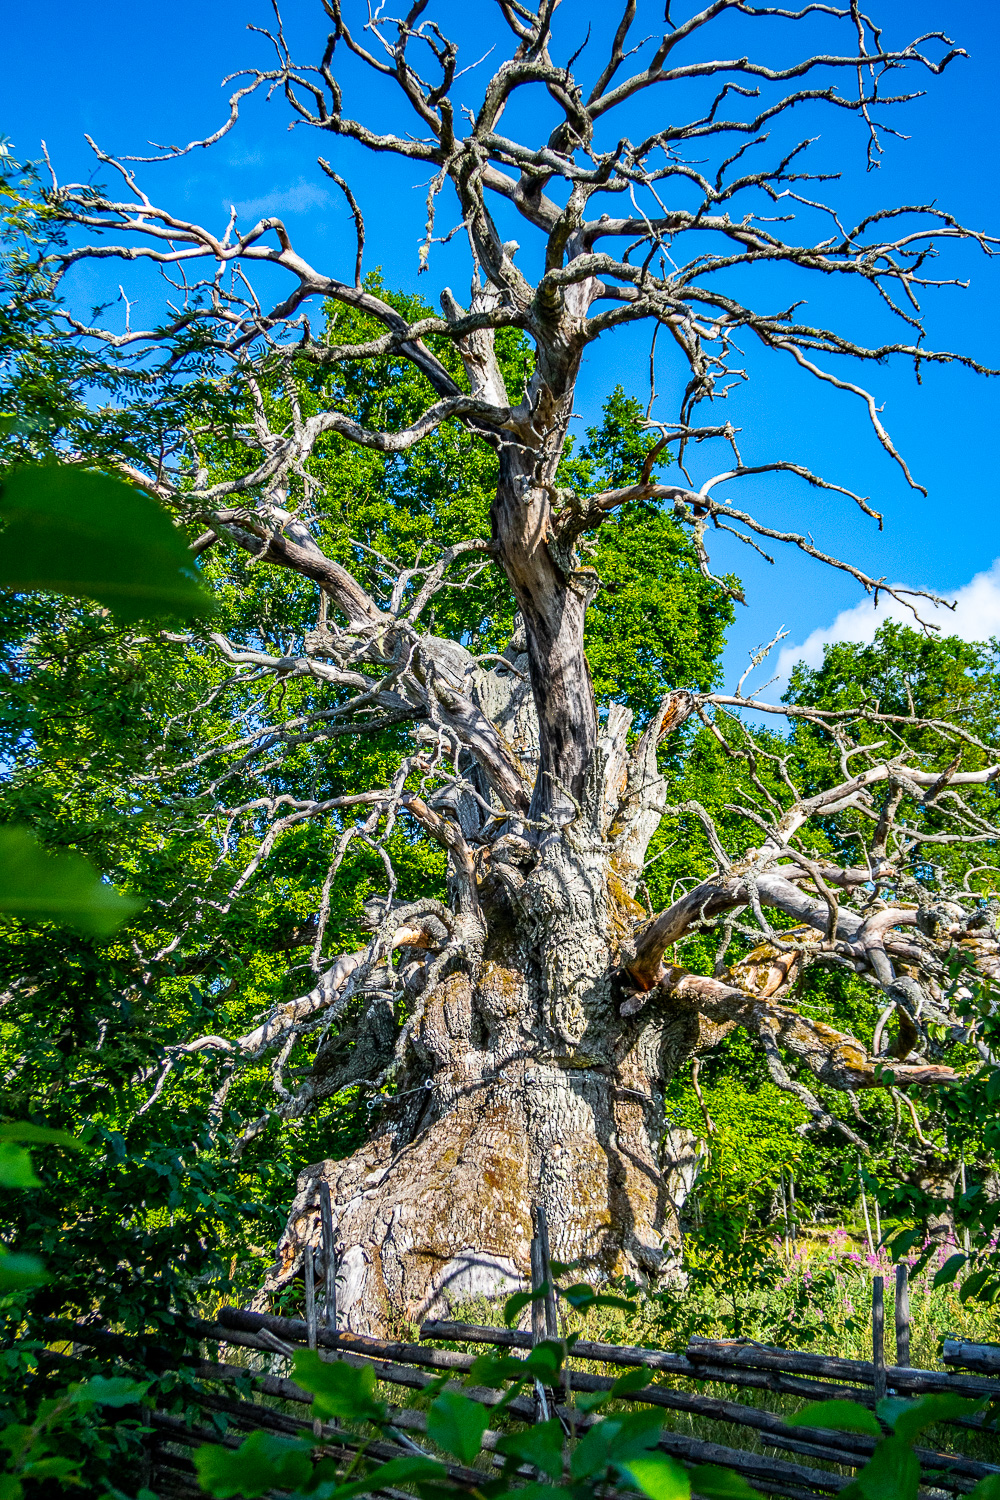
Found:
<box><xmin>39</xmin><ymin>1210</ymin><xmax>1000</xmax><ymax>1498</ymax></box>
<box><xmin>46</xmin><ymin>1303</ymin><xmax>1000</xmax><ymax>1498</ymax></box>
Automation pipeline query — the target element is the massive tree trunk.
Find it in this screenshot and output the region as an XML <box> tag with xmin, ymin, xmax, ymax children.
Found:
<box><xmin>260</xmin><ymin>303</ymin><xmax>719</xmax><ymax>1335</ymax></box>
<box><xmin>275</xmin><ymin>967</ymin><xmax>703</xmax><ymax>1332</ymax></box>
<box><xmin>264</xmin><ymin>637</ymin><xmax>707</xmax><ymax>1331</ymax></box>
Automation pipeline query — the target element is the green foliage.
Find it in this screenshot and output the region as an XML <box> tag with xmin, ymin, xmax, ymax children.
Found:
<box><xmin>933</xmin><ymin>1252</ymin><xmax>967</xmax><ymax>1288</ymax></box>
<box><xmin>878</xmin><ymin>1391</ymin><xmax>987</xmax><ymax>1441</ymax></box>
<box><xmin>838</xmin><ymin>1435</ymin><xmax>918</xmax><ymax>1500</ymax></box>
<box><xmin>426</xmin><ymin>1390</ymin><xmax>490</xmax><ymax>1464</ymax></box>
<box><xmin>0</xmin><ymin>1122</ymin><xmax>80</xmax><ymax>1196</ymax></box>
<box><xmin>195</xmin><ymin>1420</ymin><xmax>442</xmax><ymax>1497</ymax></box>
<box><xmin>669</xmin><ymin>1067</ymin><xmax>810</xmax><ymax>1203</ymax></box>
<box><xmin>558</xmin><ymin>387</ymin><xmax>734</xmax><ymax>717</ymax></box>
<box><xmin>570</xmin><ymin>1408</ymin><xmax>666</xmax><ymax>1479</ymax></box>
<box><xmin>0</xmin><ymin>465</ymin><xmax>215</xmax><ymax>621</ymax></box>
<box><xmin>193</xmin><ymin>1431</ymin><xmax>314</xmax><ymax>1499</ymax></box>
<box><xmin>503</xmin><ymin>1286</ymin><xmax>545</xmax><ymax>1327</ymax></box>
<box><xmin>884</xmin><ymin>964</ymin><xmax>1000</xmax><ymax>1302</ymax></box>
<box><xmin>495</xmin><ymin>1417</ymin><xmax>564</xmax><ymax>1478</ymax></box>
<box><xmin>782</xmin><ymin>630</ymin><xmax>1000</xmax><ymax>1295</ymax></box>
<box><xmin>0</xmin><ymin>210</ymin><xmax>259</xmax><ymax>1488</ymax></box>
<box><xmin>644</xmin><ymin>620</ymin><xmax>1000</xmax><ymax>1313</ymax></box>
<box><xmin>330</xmin><ymin>1456</ymin><xmax>446</xmax><ymax>1500</ymax></box>
<box><xmin>0</xmin><ymin>1254</ymin><xmax>44</xmax><ymax>1296</ymax></box>
<box><xmin>617</xmin><ymin>1455</ymin><xmax>691</xmax><ymax>1499</ymax></box>
<box><xmin>560</xmin><ymin>1282</ymin><xmax>638</xmax><ymax>1315</ymax></box>
<box><xmin>0</xmin><ymin>1374</ymin><xmax>147</xmax><ymax>1498</ymax></box>
<box><xmin>784</xmin><ymin>621</ymin><xmax>1000</xmax><ymax>893</ymax></box>
<box><xmin>0</xmin><ymin>328</ymin><xmax>235</xmax><ymax>1344</ymax></box>
<box><xmin>689</xmin><ymin>1468</ymin><xmax>763</xmax><ymax>1499</ymax></box>
<box><xmin>467</xmin><ymin>1342</ymin><xmax>563</xmax><ymax>1393</ymax></box>
<box><xmin>656</xmin><ymin>1059</ymin><xmax>861</xmax><ymax>1344</ymax></box>
<box><xmin>0</xmin><ymin>1150</ymin><xmax>38</xmax><ymax>1194</ymax></box>
<box><xmin>574</xmin><ymin>1367</ymin><xmax>651</xmax><ymax>1414</ymax></box>
<box><xmin>291</xmin><ymin>1351</ymin><xmax>385</xmax><ymax>1425</ymax></box>
<box><xmin>789</xmin><ymin>1399</ymin><xmax>881</xmax><ymax>1437</ymax></box>
<box><xmin>0</xmin><ymin>825</ymin><xmax>141</xmax><ymax>936</ymax></box>
<box><xmin>791</xmin><ymin>1391</ymin><xmax>990</xmax><ymax>1500</ymax></box>
<box><xmin>785</xmin><ymin>622</ymin><xmax>999</xmax><ymax>738</ymax></box>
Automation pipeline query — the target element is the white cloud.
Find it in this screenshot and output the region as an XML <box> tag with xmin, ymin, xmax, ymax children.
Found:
<box><xmin>759</xmin><ymin>558</ymin><xmax>1000</xmax><ymax>699</ymax></box>
<box><xmin>232</xmin><ymin>177</ymin><xmax>331</xmax><ymax>221</ymax></box>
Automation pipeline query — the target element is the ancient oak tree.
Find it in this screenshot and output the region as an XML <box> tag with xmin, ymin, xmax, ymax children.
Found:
<box><xmin>46</xmin><ymin>1</ymin><xmax>1000</xmax><ymax>1330</ymax></box>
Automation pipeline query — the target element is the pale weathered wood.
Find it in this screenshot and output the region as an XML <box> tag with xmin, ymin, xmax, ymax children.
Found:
<box><xmin>943</xmin><ymin>1339</ymin><xmax>1000</xmax><ymax>1376</ymax></box>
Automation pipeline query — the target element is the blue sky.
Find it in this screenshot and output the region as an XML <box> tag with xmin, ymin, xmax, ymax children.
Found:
<box><xmin>5</xmin><ymin>0</ymin><xmax>999</xmax><ymax>696</ymax></box>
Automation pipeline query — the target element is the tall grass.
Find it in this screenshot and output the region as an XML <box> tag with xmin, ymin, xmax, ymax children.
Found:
<box><xmin>564</xmin><ymin>1232</ymin><xmax>1000</xmax><ymax>1367</ymax></box>
<box><xmin>439</xmin><ymin>1230</ymin><xmax>1000</xmax><ymax>1472</ymax></box>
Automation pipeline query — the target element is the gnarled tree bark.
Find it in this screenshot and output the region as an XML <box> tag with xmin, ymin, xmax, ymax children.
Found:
<box><xmin>267</xmin><ymin>689</ymin><xmax>710</xmax><ymax>1329</ymax></box>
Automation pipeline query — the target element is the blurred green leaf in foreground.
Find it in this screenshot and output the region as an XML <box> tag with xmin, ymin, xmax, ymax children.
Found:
<box><xmin>0</xmin><ymin>464</ymin><xmax>215</xmax><ymax>622</ymax></box>
<box><xmin>0</xmin><ymin>825</ymin><xmax>141</xmax><ymax>937</ymax></box>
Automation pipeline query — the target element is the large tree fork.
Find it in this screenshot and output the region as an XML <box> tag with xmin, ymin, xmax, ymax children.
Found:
<box><xmin>144</xmin><ymin>694</ymin><xmax>993</xmax><ymax>1166</ymax></box>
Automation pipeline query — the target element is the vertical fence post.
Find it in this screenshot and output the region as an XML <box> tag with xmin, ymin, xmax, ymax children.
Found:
<box><xmin>960</xmin><ymin>1157</ymin><xmax>971</xmax><ymax>1256</ymax></box>
<box><xmin>529</xmin><ymin>1229</ymin><xmax>545</xmax><ymax>1348</ymax></box>
<box><xmin>304</xmin><ymin>1248</ymin><xmax>318</xmax><ymax>1352</ymax></box>
<box><xmin>320</xmin><ymin>1180</ymin><xmax>337</xmax><ymax>1334</ymax></box>
<box><xmin>534</xmin><ymin>1204</ymin><xmax>559</xmax><ymax>1339</ymax></box>
<box><xmin>304</xmin><ymin>1247</ymin><xmax>323</xmax><ymax>1438</ymax></box>
<box><xmin>530</xmin><ymin>1205</ymin><xmax>550</xmax><ymax>1421</ymax></box>
<box><xmin>318</xmin><ymin>1182</ymin><xmax>339</xmax><ymax>1436</ymax></box>
<box><xmin>872</xmin><ymin>1275</ymin><xmax>886</xmax><ymax>1403</ymax></box>
<box><xmin>895</xmin><ymin>1263</ymin><xmax>911</xmax><ymax>1369</ymax></box>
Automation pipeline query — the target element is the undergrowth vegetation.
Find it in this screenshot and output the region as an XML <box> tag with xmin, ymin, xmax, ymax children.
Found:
<box><xmin>450</xmin><ymin>1233</ymin><xmax>1000</xmax><ymax>1370</ymax></box>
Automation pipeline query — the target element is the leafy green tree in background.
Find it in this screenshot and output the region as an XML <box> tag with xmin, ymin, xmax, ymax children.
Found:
<box><xmin>783</xmin><ymin>626</ymin><xmax>1000</xmax><ymax>1294</ymax></box>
